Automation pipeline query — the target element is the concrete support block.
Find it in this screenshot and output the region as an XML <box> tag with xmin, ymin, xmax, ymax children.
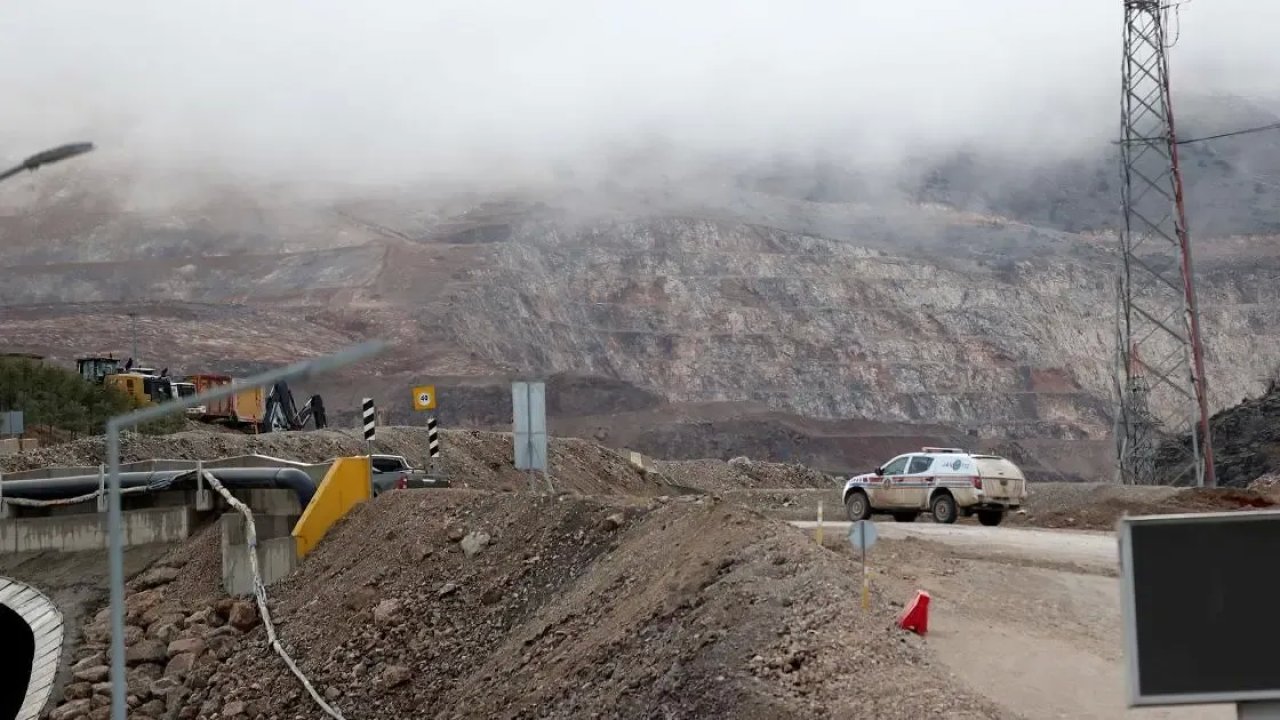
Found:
<box><xmin>229</xmin><ymin>489</ymin><xmax>302</xmax><ymax>517</ymax></box>
<box><xmin>220</xmin><ymin>512</ymin><xmax>298</xmax><ymax>543</ymax></box>
<box><xmin>0</xmin><ymin>507</ymin><xmax>193</xmax><ymax>553</ymax></box>
<box><xmin>220</xmin><ymin>513</ymin><xmax>298</xmax><ymax>597</ymax></box>
<box><xmin>195</xmin><ymin>488</ymin><xmax>214</xmax><ymax>511</ymax></box>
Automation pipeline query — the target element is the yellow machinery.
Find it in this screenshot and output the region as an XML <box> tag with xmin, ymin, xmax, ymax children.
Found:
<box><xmin>186</xmin><ymin>373</ymin><xmax>265</xmax><ymax>427</ymax></box>
<box><xmin>104</xmin><ymin>373</ymin><xmax>175</xmax><ymax>406</ymax></box>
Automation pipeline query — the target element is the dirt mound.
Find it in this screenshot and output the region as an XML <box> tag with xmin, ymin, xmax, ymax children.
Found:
<box><xmin>0</xmin><ymin>426</ymin><xmax>670</xmax><ymax>496</ymax></box>
<box><xmin>45</xmin><ymin>491</ymin><xmax>1003</xmax><ymax>719</ymax></box>
<box><xmin>1159</xmin><ymin>383</ymin><xmax>1280</xmax><ymax>487</ymax></box>
<box><xmin>1012</xmin><ymin>482</ymin><xmax>1277</xmax><ymax>530</ymax></box>
<box><xmin>652</xmin><ymin>456</ymin><xmax>834</xmax><ymax>492</ymax></box>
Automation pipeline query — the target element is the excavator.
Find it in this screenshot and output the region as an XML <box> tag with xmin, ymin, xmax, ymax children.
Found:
<box><xmin>262</xmin><ymin>381</ymin><xmax>327</xmax><ymax>432</ymax></box>
<box><xmin>188</xmin><ymin>374</ymin><xmax>327</xmax><ymax>433</ymax></box>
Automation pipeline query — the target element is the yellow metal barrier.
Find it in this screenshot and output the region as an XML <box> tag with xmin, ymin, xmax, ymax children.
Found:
<box><xmin>291</xmin><ymin>456</ymin><xmax>372</xmax><ymax>558</ymax></box>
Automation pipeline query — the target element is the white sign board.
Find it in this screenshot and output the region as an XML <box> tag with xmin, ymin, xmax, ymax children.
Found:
<box><xmin>848</xmin><ymin>519</ymin><xmax>878</xmax><ymax>552</ymax></box>
<box><xmin>512</xmin><ymin>381</ymin><xmax>547</xmax><ymax>472</ymax></box>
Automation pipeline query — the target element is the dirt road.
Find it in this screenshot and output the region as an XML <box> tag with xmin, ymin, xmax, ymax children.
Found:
<box><xmin>791</xmin><ymin>521</ymin><xmax>1117</xmax><ymax>573</ymax></box>
<box><xmin>791</xmin><ymin>520</ymin><xmax>1235</xmax><ymax>719</ymax></box>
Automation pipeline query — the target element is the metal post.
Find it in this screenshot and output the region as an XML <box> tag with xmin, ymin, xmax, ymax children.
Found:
<box><xmin>1239</xmin><ymin>701</ymin><xmax>1280</xmax><ymax>719</ymax></box>
<box><xmin>105</xmin><ymin>426</ymin><xmax>126</xmax><ymax>720</ymax></box>
<box><xmin>195</xmin><ymin>459</ymin><xmax>212</xmax><ymax>511</ymax></box>
<box><xmin>97</xmin><ymin>464</ymin><xmax>107</xmax><ymax>513</ymax></box>
<box><xmin>0</xmin><ymin>470</ymin><xmax>7</xmax><ymax>519</ymax></box>
<box><xmin>860</xmin><ymin>525</ymin><xmax>870</xmax><ymax>611</ymax></box>
<box><xmin>103</xmin><ymin>340</ymin><xmax>385</xmax><ymax>720</ymax></box>
<box><xmin>129</xmin><ymin>312</ymin><xmax>138</xmax><ymax>363</ymax></box>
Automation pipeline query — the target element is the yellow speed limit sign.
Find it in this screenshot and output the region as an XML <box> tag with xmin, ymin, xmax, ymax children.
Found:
<box><xmin>412</xmin><ymin>384</ymin><xmax>437</xmax><ymax>411</ymax></box>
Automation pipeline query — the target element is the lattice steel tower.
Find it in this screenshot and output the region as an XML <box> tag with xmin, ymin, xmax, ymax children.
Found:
<box><xmin>1115</xmin><ymin>0</ymin><xmax>1215</xmax><ymax>486</ymax></box>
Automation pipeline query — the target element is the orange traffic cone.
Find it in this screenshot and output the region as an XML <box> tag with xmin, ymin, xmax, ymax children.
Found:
<box><xmin>896</xmin><ymin>590</ymin><xmax>930</xmax><ymax>636</ymax></box>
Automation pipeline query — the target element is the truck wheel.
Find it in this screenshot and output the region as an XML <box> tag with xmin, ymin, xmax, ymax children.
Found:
<box><xmin>977</xmin><ymin>510</ymin><xmax>1004</xmax><ymax>527</ymax></box>
<box><xmin>845</xmin><ymin>491</ymin><xmax>871</xmax><ymax>521</ymax></box>
<box><xmin>892</xmin><ymin>512</ymin><xmax>918</xmax><ymax>523</ymax></box>
<box><xmin>930</xmin><ymin>493</ymin><xmax>958</xmax><ymax>524</ymax></box>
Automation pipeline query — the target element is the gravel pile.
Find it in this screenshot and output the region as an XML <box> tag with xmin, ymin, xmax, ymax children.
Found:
<box><xmin>42</xmin><ymin>491</ymin><xmax>1005</xmax><ymax>719</ymax></box>
<box><xmin>1012</xmin><ymin>482</ymin><xmax>1276</xmax><ymax>530</ymax></box>
<box><xmin>652</xmin><ymin>455</ymin><xmax>834</xmax><ymax>492</ymax></box>
<box><xmin>1158</xmin><ymin>382</ymin><xmax>1280</xmax><ymax>487</ymax></box>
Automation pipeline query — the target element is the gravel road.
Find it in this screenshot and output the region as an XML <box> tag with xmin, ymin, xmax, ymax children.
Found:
<box><xmin>791</xmin><ymin>520</ymin><xmax>1117</xmax><ymax>573</ymax></box>
<box><xmin>791</xmin><ymin>520</ymin><xmax>1235</xmax><ymax>719</ymax></box>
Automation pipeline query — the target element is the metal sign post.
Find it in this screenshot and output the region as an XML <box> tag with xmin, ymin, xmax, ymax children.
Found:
<box><xmin>847</xmin><ymin>519</ymin><xmax>878</xmax><ymax>612</ymax></box>
<box><xmin>103</xmin><ymin>340</ymin><xmax>385</xmax><ymax>720</ymax></box>
<box><xmin>426</xmin><ymin>417</ymin><xmax>441</xmax><ymax>475</ymax></box>
<box><xmin>361</xmin><ymin>397</ymin><xmax>376</xmax><ymax>454</ymax></box>
<box><xmin>512</xmin><ymin>380</ymin><xmax>550</xmax><ymax>493</ymax></box>
<box><xmin>412</xmin><ymin>384</ymin><xmax>440</xmax><ymax>475</ymax></box>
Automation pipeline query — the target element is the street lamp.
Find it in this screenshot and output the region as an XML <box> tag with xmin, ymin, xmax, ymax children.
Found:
<box><xmin>0</xmin><ymin>142</ymin><xmax>95</xmax><ymax>184</ymax></box>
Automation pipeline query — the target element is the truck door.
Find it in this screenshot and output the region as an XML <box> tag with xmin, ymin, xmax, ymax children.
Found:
<box><xmin>877</xmin><ymin>455</ymin><xmax>913</xmax><ymax>508</ymax></box>
<box><xmin>905</xmin><ymin>455</ymin><xmax>936</xmax><ymax>509</ymax></box>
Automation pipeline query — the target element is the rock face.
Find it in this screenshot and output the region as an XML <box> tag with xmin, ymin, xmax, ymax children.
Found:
<box><xmin>2</xmin><ymin>161</ymin><xmax>1279</xmax><ymax>477</ymax></box>
<box><xmin>1160</xmin><ymin>382</ymin><xmax>1280</xmax><ymax>487</ymax></box>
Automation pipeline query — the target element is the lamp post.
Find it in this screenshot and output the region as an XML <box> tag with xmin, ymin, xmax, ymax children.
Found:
<box><xmin>0</xmin><ymin>142</ymin><xmax>94</xmax><ymax>184</ymax></box>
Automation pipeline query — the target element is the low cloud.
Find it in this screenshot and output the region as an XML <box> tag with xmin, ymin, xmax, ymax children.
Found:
<box><xmin>0</xmin><ymin>0</ymin><xmax>1275</xmax><ymax>195</ymax></box>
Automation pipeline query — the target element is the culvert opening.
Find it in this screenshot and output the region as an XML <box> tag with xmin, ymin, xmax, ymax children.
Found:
<box><xmin>0</xmin><ymin>603</ymin><xmax>34</xmax><ymax>720</ymax></box>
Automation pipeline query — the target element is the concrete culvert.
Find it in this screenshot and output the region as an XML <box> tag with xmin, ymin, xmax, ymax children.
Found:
<box><xmin>0</xmin><ymin>577</ymin><xmax>62</xmax><ymax>720</ymax></box>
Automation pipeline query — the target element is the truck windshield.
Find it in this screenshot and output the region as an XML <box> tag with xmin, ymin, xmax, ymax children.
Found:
<box><xmin>371</xmin><ymin>457</ymin><xmax>407</xmax><ymax>473</ymax></box>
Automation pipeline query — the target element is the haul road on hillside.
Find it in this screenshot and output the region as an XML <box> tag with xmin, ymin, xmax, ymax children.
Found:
<box><xmin>842</xmin><ymin>447</ymin><xmax>1028</xmax><ymax>526</ymax></box>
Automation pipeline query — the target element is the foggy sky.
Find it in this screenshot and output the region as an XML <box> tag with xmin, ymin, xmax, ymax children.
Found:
<box><xmin>2</xmin><ymin>0</ymin><xmax>1277</xmax><ymax>194</ymax></box>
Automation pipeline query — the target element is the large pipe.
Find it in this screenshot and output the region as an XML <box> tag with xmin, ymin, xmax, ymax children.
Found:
<box><xmin>0</xmin><ymin>467</ymin><xmax>317</xmax><ymax>508</ymax></box>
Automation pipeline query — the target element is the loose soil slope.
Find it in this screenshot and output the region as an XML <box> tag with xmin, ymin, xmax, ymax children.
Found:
<box><xmin>1009</xmin><ymin>482</ymin><xmax>1276</xmax><ymax>530</ymax></box>
<box><xmin>43</xmin><ymin>491</ymin><xmax>1006</xmax><ymax>719</ymax></box>
<box><xmin>0</xmin><ymin>426</ymin><xmax>849</xmax><ymax>494</ymax></box>
<box><xmin>0</xmin><ymin>427</ymin><xmax>673</xmax><ymax>496</ymax></box>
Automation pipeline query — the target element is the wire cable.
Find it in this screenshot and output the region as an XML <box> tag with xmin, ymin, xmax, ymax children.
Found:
<box><xmin>201</xmin><ymin>470</ymin><xmax>348</xmax><ymax>720</ymax></box>
<box><xmin>1178</xmin><ymin>121</ymin><xmax>1280</xmax><ymax>146</ymax></box>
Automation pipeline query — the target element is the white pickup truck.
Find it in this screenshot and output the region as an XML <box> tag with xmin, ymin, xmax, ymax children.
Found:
<box><xmin>370</xmin><ymin>454</ymin><xmax>450</xmax><ymax>495</ymax></box>
<box><xmin>842</xmin><ymin>447</ymin><xmax>1027</xmax><ymax>526</ymax></box>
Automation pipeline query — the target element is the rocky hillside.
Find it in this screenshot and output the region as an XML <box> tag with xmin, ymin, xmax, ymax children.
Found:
<box><xmin>3</xmin><ymin>101</ymin><xmax>1280</xmax><ymax>478</ymax></box>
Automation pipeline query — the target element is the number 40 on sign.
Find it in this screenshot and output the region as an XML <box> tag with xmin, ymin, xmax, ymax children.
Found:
<box><xmin>412</xmin><ymin>385</ymin><xmax>437</xmax><ymax>411</ymax></box>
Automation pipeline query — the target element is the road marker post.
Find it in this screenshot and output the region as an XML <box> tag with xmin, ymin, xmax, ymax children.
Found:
<box><xmin>848</xmin><ymin>519</ymin><xmax>878</xmax><ymax>612</ymax></box>
<box><xmin>361</xmin><ymin>397</ymin><xmax>376</xmax><ymax>455</ymax></box>
<box><xmin>815</xmin><ymin>501</ymin><xmax>824</xmax><ymax>545</ymax></box>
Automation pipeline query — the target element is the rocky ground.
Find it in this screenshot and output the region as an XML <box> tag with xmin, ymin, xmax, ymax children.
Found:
<box><xmin>11</xmin><ymin>424</ymin><xmax>1280</xmax><ymax>719</ymax></box>
<box><xmin>39</xmin><ymin>491</ymin><xmax>1007</xmax><ymax>720</ymax></box>
<box><xmin>1189</xmin><ymin>381</ymin><xmax>1280</xmax><ymax>487</ymax></box>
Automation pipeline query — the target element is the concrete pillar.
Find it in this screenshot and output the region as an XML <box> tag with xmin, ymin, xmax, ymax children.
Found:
<box><xmin>220</xmin><ymin>513</ymin><xmax>297</xmax><ymax>597</ymax></box>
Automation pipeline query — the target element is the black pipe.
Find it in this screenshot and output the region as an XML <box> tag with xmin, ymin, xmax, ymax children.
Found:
<box><xmin>159</xmin><ymin>467</ymin><xmax>318</xmax><ymax>508</ymax></box>
<box><xmin>0</xmin><ymin>467</ymin><xmax>318</xmax><ymax>509</ymax></box>
<box><xmin>0</xmin><ymin>471</ymin><xmax>184</xmax><ymax>498</ymax></box>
